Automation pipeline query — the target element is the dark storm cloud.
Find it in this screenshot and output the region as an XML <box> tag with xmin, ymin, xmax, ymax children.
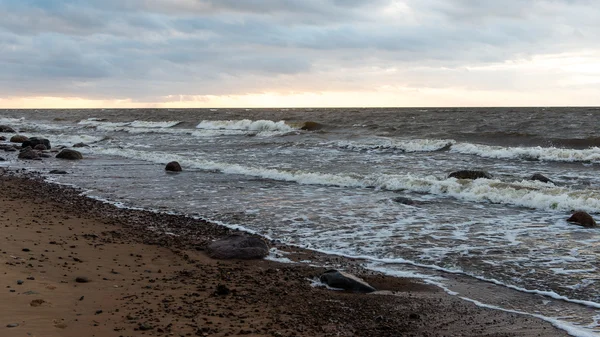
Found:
<box><xmin>0</xmin><ymin>0</ymin><xmax>598</xmax><ymax>101</ymax></box>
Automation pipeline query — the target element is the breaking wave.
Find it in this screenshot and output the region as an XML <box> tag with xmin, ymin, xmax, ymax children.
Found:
<box><xmin>330</xmin><ymin>138</ymin><xmax>454</xmax><ymax>152</ymax></box>
<box><xmin>451</xmin><ymin>143</ymin><xmax>600</xmax><ymax>163</ymax></box>
<box><xmin>195</xmin><ymin>119</ymin><xmax>296</xmax><ymax>134</ymax></box>
<box><xmin>87</xmin><ymin>147</ymin><xmax>600</xmax><ymax>213</ymax></box>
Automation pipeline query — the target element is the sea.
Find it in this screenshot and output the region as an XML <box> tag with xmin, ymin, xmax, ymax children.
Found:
<box><xmin>1</xmin><ymin>107</ymin><xmax>600</xmax><ymax>336</ymax></box>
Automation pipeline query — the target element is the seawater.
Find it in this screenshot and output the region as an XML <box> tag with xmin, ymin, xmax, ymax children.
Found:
<box><xmin>2</xmin><ymin>107</ymin><xmax>600</xmax><ymax>335</ymax></box>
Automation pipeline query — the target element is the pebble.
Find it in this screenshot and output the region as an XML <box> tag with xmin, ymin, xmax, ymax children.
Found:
<box><xmin>75</xmin><ymin>276</ymin><xmax>89</xmax><ymax>283</ymax></box>
<box><xmin>138</xmin><ymin>322</ymin><xmax>153</xmax><ymax>331</ymax></box>
<box><xmin>16</xmin><ymin>280</ymin><xmax>24</xmax><ymax>285</ymax></box>
<box><xmin>6</xmin><ymin>323</ymin><xmax>19</xmax><ymax>328</ymax></box>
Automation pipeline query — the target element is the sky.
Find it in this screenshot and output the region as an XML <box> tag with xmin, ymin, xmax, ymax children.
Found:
<box><xmin>0</xmin><ymin>0</ymin><xmax>599</xmax><ymax>108</ymax></box>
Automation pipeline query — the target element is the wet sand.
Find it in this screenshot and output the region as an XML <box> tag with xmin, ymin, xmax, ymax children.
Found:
<box><xmin>0</xmin><ymin>170</ymin><xmax>568</xmax><ymax>337</ymax></box>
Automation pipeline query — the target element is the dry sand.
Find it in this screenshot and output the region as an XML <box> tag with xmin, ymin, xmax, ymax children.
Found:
<box><xmin>0</xmin><ymin>170</ymin><xmax>568</xmax><ymax>336</ymax></box>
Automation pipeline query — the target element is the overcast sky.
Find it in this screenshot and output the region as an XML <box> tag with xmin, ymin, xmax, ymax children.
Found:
<box><xmin>1</xmin><ymin>0</ymin><xmax>599</xmax><ymax>107</ymax></box>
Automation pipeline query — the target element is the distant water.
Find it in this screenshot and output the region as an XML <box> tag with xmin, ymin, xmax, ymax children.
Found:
<box><xmin>2</xmin><ymin>107</ymin><xmax>600</xmax><ymax>335</ymax></box>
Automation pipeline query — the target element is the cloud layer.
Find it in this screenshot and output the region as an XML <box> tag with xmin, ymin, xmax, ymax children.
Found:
<box><xmin>1</xmin><ymin>0</ymin><xmax>599</xmax><ymax>106</ymax></box>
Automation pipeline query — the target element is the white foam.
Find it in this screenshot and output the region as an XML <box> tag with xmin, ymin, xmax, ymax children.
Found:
<box><xmin>332</xmin><ymin>138</ymin><xmax>454</xmax><ymax>152</ymax></box>
<box><xmin>452</xmin><ymin>143</ymin><xmax>600</xmax><ymax>163</ymax></box>
<box><xmin>129</xmin><ymin>120</ymin><xmax>181</xmax><ymax>128</ymax></box>
<box><xmin>78</xmin><ymin>119</ymin><xmax>181</xmax><ymax>131</ymax></box>
<box><xmin>196</xmin><ymin>119</ymin><xmax>296</xmax><ymax>133</ymax></box>
<box><xmin>88</xmin><ymin>147</ymin><xmax>600</xmax><ymax>213</ymax></box>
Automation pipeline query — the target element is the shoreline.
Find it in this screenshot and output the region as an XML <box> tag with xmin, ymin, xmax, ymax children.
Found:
<box><xmin>0</xmin><ymin>170</ymin><xmax>571</xmax><ymax>336</ymax></box>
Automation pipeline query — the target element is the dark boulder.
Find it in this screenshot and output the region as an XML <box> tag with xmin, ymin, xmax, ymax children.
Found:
<box><xmin>391</xmin><ymin>197</ymin><xmax>417</xmax><ymax>205</ymax></box>
<box><xmin>530</xmin><ymin>173</ymin><xmax>553</xmax><ymax>184</ymax></box>
<box><xmin>73</xmin><ymin>142</ymin><xmax>90</xmax><ymax>148</ymax></box>
<box><xmin>300</xmin><ymin>121</ymin><xmax>323</xmax><ymax>131</ymax></box>
<box><xmin>56</xmin><ymin>149</ymin><xmax>83</xmax><ymax>160</ymax></box>
<box><xmin>319</xmin><ymin>270</ymin><xmax>376</xmax><ymax>293</ymax></box>
<box><xmin>18</xmin><ymin>148</ymin><xmax>39</xmax><ymax>160</ymax></box>
<box><xmin>165</xmin><ymin>161</ymin><xmax>182</xmax><ymax>172</ymax></box>
<box><xmin>34</xmin><ymin>144</ymin><xmax>47</xmax><ymax>151</ymax></box>
<box><xmin>206</xmin><ymin>235</ymin><xmax>269</xmax><ymax>260</ymax></box>
<box><xmin>0</xmin><ymin>157</ymin><xmax>5</xmax><ymax>161</ymax></box>
<box><xmin>567</xmin><ymin>211</ymin><xmax>597</xmax><ymax>228</ymax></box>
<box><xmin>49</xmin><ymin>170</ymin><xmax>68</xmax><ymax>174</ymax></box>
<box><xmin>2</xmin><ymin>145</ymin><xmax>16</xmax><ymax>152</ymax></box>
<box><xmin>0</xmin><ymin>136</ymin><xmax>6</xmax><ymax>141</ymax></box>
<box><xmin>448</xmin><ymin>170</ymin><xmax>492</xmax><ymax>180</ymax></box>
<box><xmin>22</xmin><ymin>137</ymin><xmax>51</xmax><ymax>150</ymax></box>
<box><xmin>10</xmin><ymin>135</ymin><xmax>29</xmax><ymax>143</ymax></box>
<box><xmin>0</xmin><ymin>125</ymin><xmax>15</xmax><ymax>133</ymax></box>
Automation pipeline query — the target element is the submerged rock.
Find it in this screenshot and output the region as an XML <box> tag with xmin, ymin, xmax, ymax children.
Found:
<box><xmin>56</xmin><ymin>149</ymin><xmax>83</xmax><ymax>160</ymax></box>
<box><xmin>23</xmin><ymin>137</ymin><xmax>51</xmax><ymax>150</ymax></box>
<box><xmin>319</xmin><ymin>270</ymin><xmax>376</xmax><ymax>293</ymax></box>
<box><xmin>530</xmin><ymin>173</ymin><xmax>553</xmax><ymax>184</ymax></box>
<box><xmin>10</xmin><ymin>135</ymin><xmax>29</xmax><ymax>143</ymax></box>
<box><xmin>391</xmin><ymin>197</ymin><xmax>417</xmax><ymax>205</ymax></box>
<box><xmin>0</xmin><ymin>125</ymin><xmax>15</xmax><ymax>133</ymax></box>
<box><xmin>34</xmin><ymin>144</ymin><xmax>47</xmax><ymax>151</ymax></box>
<box><xmin>165</xmin><ymin>161</ymin><xmax>182</xmax><ymax>172</ymax></box>
<box><xmin>448</xmin><ymin>170</ymin><xmax>492</xmax><ymax>180</ymax></box>
<box><xmin>0</xmin><ymin>135</ymin><xmax>6</xmax><ymax>141</ymax></box>
<box><xmin>73</xmin><ymin>142</ymin><xmax>90</xmax><ymax>148</ymax></box>
<box><xmin>206</xmin><ymin>235</ymin><xmax>269</xmax><ymax>260</ymax></box>
<box><xmin>49</xmin><ymin>170</ymin><xmax>68</xmax><ymax>175</ymax></box>
<box><xmin>18</xmin><ymin>148</ymin><xmax>39</xmax><ymax>160</ymax></box>
<box><xmin>567</xmin><ymin>211</ymin><xmax>597</xmax><ymax>228</ymax></box>
<box><xmin>300</xmin><ymin>121</ymin><xmax>323</xmax><ymax>131</ymax></box>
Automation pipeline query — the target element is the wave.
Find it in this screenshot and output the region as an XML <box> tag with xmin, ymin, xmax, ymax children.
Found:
<box><xmin>330</xmin><ymin>136</ymin><xmax>600</xmax><ymax>163</ymax></box>
<box><xmin>451</xmin><ymin>143</ymin><xmax>600</xmax><ymax>163</ymax></box>
<box><xmin>196</xmin><ymin>119</ymin><xmax>296</xmax><ymax>134</ymax></box>
<box><xmin>87</xmin><ymin>147</ymin><xmax>600</xmax><ymax>213</ymax></box>
<box><xmin>330</xmin><ymin>138</ymin><xmax>454</xmax><ymax>152</ymax></box>
<box><xmin>79</xmin><ymin>119</ymin><xmax>181</xmax><ymax>131</ymax></box>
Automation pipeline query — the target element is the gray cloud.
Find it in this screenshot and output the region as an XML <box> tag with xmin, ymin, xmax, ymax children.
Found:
<box><xmin>0</xmin><ymin>0</ymin><xmax>599</xmax><ymax>102</ymax></box>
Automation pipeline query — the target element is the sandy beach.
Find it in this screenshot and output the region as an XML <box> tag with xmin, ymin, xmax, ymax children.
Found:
<box><xmin>0</xmin><ymin>169</ymin><xmax>568</xmax><ymax>337</ymax></box>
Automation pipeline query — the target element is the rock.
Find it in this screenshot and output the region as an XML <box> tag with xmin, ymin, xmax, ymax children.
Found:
<box><xmin>138</xmin><ymin>322</ymin><xmax>153</xmax><ymax>331</ymax></box>
<box><xmin>18</xmin><ymin>148</ymin><xmax>39</xmax><ymax>160</ymax></box>
<box><xmin>215</xmin><ymin>284</ymin><xmax>230</xmax><ymax>296</ymax></box>
<box><xmin>567</xmin><ymin>211</ymin><xmax>597</xmax><ymax>228</ymax></box>
<box><xmin>6</xmin><ymin>323</ymin><xmax>19</xmax><ymax>328</ymax></box>
<box><xmin>33</xmin><ymin>144</ymin><xmax>47</xmax><ymax>150</ymax></box>
<box><xmin>30</xmin><ymin>299</ymin><xmax>45</xmax><ymax>307</ymax></box>
<box><xmin>17</xmin><ymin>280</ymin><xmax>24</xmax><ymax>285</ymax></box>
<box><xmin>391</xmin><ymin>197</ymin><xmax>417</xmax><ymax>205</ymax></box>
<box><xmin>75</xmin><ymin>276</ymin><xmax>90</xmax><ymax>283</ymax></box>
<box><xmin>300</xmin><ymin>121</ymin><xmax>323</xmax><ymax>131</ymax></box>
<box><xmin>319</xmin><ymin>270</ymin><xmax>376</xmax><ymax>293</ymax></box>
<box><xmin>56</xmin><ymin>149</ymin><xmax>83</xmax><ymax>160</ymax></box>
<box><xmin>72</xmin><ymin>142</ymin><xmax>90</xmax><ymax>148</ymax></box>
<box><xmin>0</xmin><ymin>125</ymin><xmax>15</xmax><ymax>133</ymax></box>
<box><xmin>448</xmin><ymin>170</ymin><xmax>492</xmax><ymax>180</ymax></box>
<box><xmin>530</xmin><ymin>173</ymin><xmax>553</xmax><ymax>184</ymax></box>
<box><xmin>2</xmin><ymin>146</ymin><xmax>16</xmax><ymax>152</ymax></box>
<box><xmin>22</xmin><ymin>137</ymin><xmax>51</xmax><ymax>149</ymax></box>
<box><xmin>10</xmin><ymin>135</ymin><xmax>29</xmax><ymax>143</ymax></box>
<box><xmin>206</xmin><ymin>235</ymin><xmax>269</xmax><ymax>260</ymax></box>
<box><xmin>0</xmin><ymin>135</ymin><xmax>6</xmax><ymax>141</ymax></box>
<box><xmin>0</xmin><ymin>157</ymin><xmax>4</xmax><ymax>161</ymax></box>
<box><xmin>49</xmin><ymin>170</ymin><xmax>68</xmax><ymax>174</ymax></box>
<box><xmin>165</xmin><ymin>161</ymin><xmax>182</xmax><ymax>172</ymax></box>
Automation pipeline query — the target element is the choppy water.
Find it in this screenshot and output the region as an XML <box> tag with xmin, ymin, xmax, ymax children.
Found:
<box><xmin>2</xmin><ymin>107</ymin><xmax>600</xmax><ymax>335</ymax></box>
